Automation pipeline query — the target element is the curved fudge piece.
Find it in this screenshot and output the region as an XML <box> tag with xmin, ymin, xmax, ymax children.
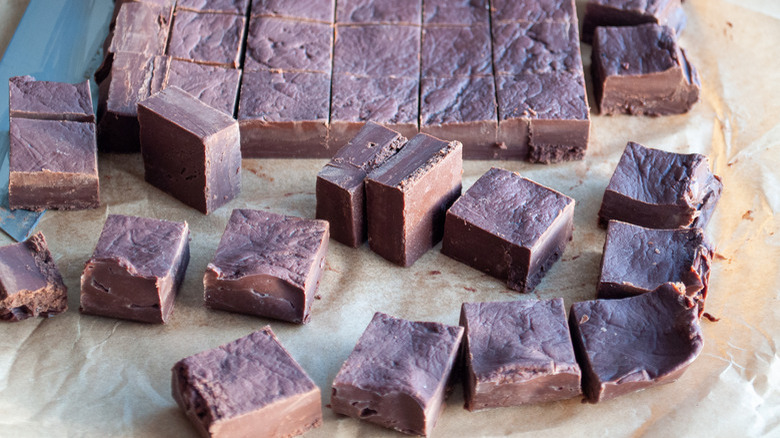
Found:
<box><xmin>421</xmin><ymin>25</ymin><xmax>492</xmax><ymax>78</ymax></box>
<box><xmin>333</xmin><ymin>25</ymin><xmax>420</xmax><ymax>78</ymax></box>
<box><xmin>569</xmin><ymin>283</ymin><xmax>703</xmax><ymax>403</ymax></box>
<box><xmin>492</xmin><ymin>21</ymin><xmax>582</xmax><ymax>76</ymax></box>
<box><xmin>592</xmin><ymin>24</ymin><xmax>700</xmax><ymax>116</ymax></box>
<box><xmin>250</xmin><ymin>0</ymin><xmax>335</xmax><ymax>23</ymax></box>
<box><xmin>167</xmin><ymin>11</ymin><xmax>246</xmax><ymax>68</ymax></box>
<box><xmin>172</xmin><ymin>327</ymin><xmax>322</xmax><ymax>438</ymax></box>
<box><xmin>316</xmin><ymin>122</ymin><xmax>407</xmax><ymax>247</ymax></box>
<box><xmin>442</xmin><ymin>167</ymin><xmax>574</xmax><ymax>292</ymax></box>
<box><xmin>336</xmin><ymin>0</ymin><xmax>422</xmax><ymax>24</ymax></box>
<box><xmin>366</xmin><ymin>134</ymin><xmax>462</xmax><ymax>267</ymax></box>
<box><xmin>176</xmin><ymin>0</ymin><xmax>250</xmax><ymax>14</ymax></box>
<box><xmin>244</xmin><ymin>16</ymin><xmax>333</xmax><ymax>73</ymax></box>
<box><xmin>582</xmin><ymin>0</ymin><xmax>686</xmax><ymax>43</ymax></box>
<box><xmin>423</xmin><ymin>0</ymin><xmax>489</xmax><ymax>25</ymax></box>
<box><xmin>164</xmin><ymin>60</ymin><xmax>241</xmax><ymax>116</ymax></box>
<box><xmin>204</xmin><ymin>209</ymin><xmax>329</xmax><ymax>324</ymax></box>
<box><xmin>331</xmin><ymin>312</ymin><xmax>463</xmax><ymax>436</ymax></box>
<box><xmin>0</xmin><ymin>233</ymin><xmax>67</xmax><ymax>322</ymax></box>
<box><xmin>460</xmin><ymin>299</ymin><xmax>581</xmax><ymax>411</ymax></box>
<box><xmin>9</xmin><ymin>76</ymin><xmax>93</xmax><ymax>122</ymax></box>
<box><xmin>80</xmin><ymin>215</ymin><xmax>190</xmax><ymax>324</ymax></box>
<box><xmin>598</xmin><ymin>142</ymin><xmax>723</xmax><ymax>229</ymax></box>
<box><xmin>491</xmin><ymin>0</ymin><xmax>577</xmax><ymax>23</ymax></box>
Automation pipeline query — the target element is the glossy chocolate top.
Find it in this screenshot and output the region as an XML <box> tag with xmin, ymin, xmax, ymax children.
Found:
<box><xmin>0</xmin><ymin>233</ymin><xmax>56</xmax><ymax>298</ymax></box>
<box><xmin>166</xmin><ymin>60</ymin><xmax>241</xmax><ymax>115</ymax></box>
<box><xmin>245</xmin><ymin>17</ymin><xmax>333</xmax><ymax>73</ymax></box>
<box><xmin>595</xmin><ymin>24</ymin><xmax>680</xmax><ymax>77</ymax></box>
<box><xmin>139</xmin><ymin>86</ymin><xmax>237</xmax><ymax>138</ymax></box>
<box><xmin>109</xmin><ymin>2</ymin><xmax>172</xmax><ymax>56</ymax></box>
<box><xmin>330</xmin><ymin>75</ymin><xmax>418</xmax><ymax>125</ymax></box>
<box><xmin>167</xmin><ymin>11</ymin><xmax>246</xmax><ymax>67</ymax></box>
<box><xmin>497</xmin><ymin>71</ymin><xmax>589</xmax><ymax>121</ymax></box>
<box><xmin>491</xmin><ymin>0</ymin><xmax>577</xmax><ymax>23</ymax></box>
<box><xmin>251</xmin><ymin>0</ymin><xmax>334</xmax><ymax>22</ymax></box>
<box><xmin>329</xmin><ymin>121</ymin><xmax>407</xmax><ymax>171</ymax></box>
<box><xmin>176</xmin><ymin>0</ymin><xmax>250</xmax><ymax>14</ymax></box>
<box><xmin>9</xmin><ymin>76</ymin><xmax>93</xmax><ymax>121</ymax></box>
<box><xmin>590</xmin><ymin>0</ymin><xmax>677</xmax><ymax>17</ymax></box>
<box><xmin>421</xmin><ymin>76</ymin><xmax>496</xmax><ymax>125</ymax></box>
<box><xmin>492</xmin><ymin>21</ymin><xmax>581</xmax><ymax>75</ymax></box>
<box><xmin>423</xmin><ymin>0</ymin><xmax>489</xmax><ymax>25</ymax></box>
<box><xmin>336</xmin><ymin>0</ymin><xmax>422</xmax><ymax>24</ymax></box>
<box><xmin>333</xmin><ymin>25</ymin><xmax>420</xmax><ymax>78</ymax></box>
<box><xmin>421</xmin><ymin>25</ymin><xmax>492</xmax><ymax>78</ymax></box>
<box><xmin>366</xmin><ymin>133</ymin><xmax>460</xmax><ymax>190</ymax></box>
<box><xmin>238</xmin><ymin>70</ymin><xmax>330</xmax><ymax>122</ymax></box>
<box><xmin>10</xmin><ymin>118</ymin><xmax>97</xmax><ymax>174</ymax></box>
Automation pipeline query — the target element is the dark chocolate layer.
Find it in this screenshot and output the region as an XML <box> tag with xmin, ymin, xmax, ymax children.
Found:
<box><xmin>245</xmin><ymin>16</ymin><xmax>333</xmax><ymax>73</ymax></box>
<box><xmin>423</xmin><ymin>0</ymin><xmax>489</xmax><ymax>25</ymax></box>
<box><xmin>421</xmin><ymin>25</ymin><xmax>492</xmax><ymax>78</ymax></box>
<box><xmin>9</xmin><ymin>76</ymin><xmax>94</xmax><ymax>122</ymax></box>
<box><xmin>582</xmin><ymin>0</ymin><xmax>686</xmax><ymax>43</ymax></box>
<box><xmin>333</xmin><ymin>24</ymin><xmax>421</xmax><ymax>78</ymax></box>
<box><xmin>250</xmin><ymin>0</ymin><xmax>335</xmax><ymax>23</ymax></box>
<box><xmin>336</xmin><ymin>0</ymin><xmax>422</xmax><ymax>24</ymax></box>
<box><xmin>167</xmin><ymin>10</ymin><xmax>246</xmax><ymax>68</ymax></box>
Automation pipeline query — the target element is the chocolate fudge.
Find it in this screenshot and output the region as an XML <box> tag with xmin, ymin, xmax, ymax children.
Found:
<box><xmin>422</xmin><ymin>0</ymin><xmax>489</xmax><ymax>25</ymax></box>
<box><xmin>172</xmin><ymin>327</ymin><xmax>322</xmax><ymax>438</ymax></box>
<box><xmin>0</xmin><ymin>233</ymin><xmax>67</xmax><ymax>322</ymax></box>
<box><xmin>570</xmin><ymin>283</ymin><xmax>703</xmax><ymax>403</ymax></box>
<box><xmin>598</xmin><ymin>142</ymin><xmax>723</xmax><ymax>229</ymax></box>
<box><xmin>176</xmin><ymin>0</ymin><xmax>250</xmax><ymax>14</ymax></box>
<box><xmin>491</xmin><ymin>0</ymin><xmax>577</xmax><ymax>23</ymax></box>
<box><xmin>333</xmin><ymin>25</ymin><xmax>420</xmax><ymax>78</ymax></box>
<box><xmin>336</xmin><ymin>0</ymin><xmax>422</xmax><ymax>24</ymax></box>
<box><xmin>592</xmin><ymin>24</ymin><xmax>700</xmax><ymax>116</ymax></box>
<box><xmin>442</xmin><ymin>167</ymin><xmax>574</xmax><ymax>293</ymax></box>
<box><xmin>110</xmin><ymin>0</ymin><xmax>176</xmax><ymax>29</ymax></box>
<box><xmin>331</xmin><ymin>312</ymin><xmax>463</xmax><ymax>436</ymax></box>
<box><xmin>250</xmin><ymin>0</ymin><xmax>335</xmax><ymax>23</ymax></box>
<box><xmin>138</xmin><ymin>87</ymin><xmax>241</xmax><ymax>214</ymax></box>
<box><xmin>365</xmin><ymin>134</ymin><xmax>462</xmax><ymax>267</ymax></box>
<box><xmin>244</xmin><ymin>16</ymin><xmax>333</xmax><ymax>73</ymax></box>
<box><xmin>108</xmin><ymin>1</ymin><xmax>172</xmax><ymax>57</ymax></box>
<box><xmin>421</xmin><ymin>25</ymin><xmax>492</xmax><ymax>78</ymax></box>
<box><xmin>80</xmin><ymin>215</ymin><xmax>190</xmax><ymax>324</ymax></box>
<box><xmin>9</xmin><ymin>76</ymin><xmax>93</xmax><ymax>122</ymax></box>
<box><xmin>492</xmin><ymin>21</ymin><xmax>582</xmax><ymax>76</ymax></box>
<box><xmin>460</xmin><ymin>299</ymin><xmax>581</xmax><ymax>410</ymax></box>
<box><xmin>582</xmin><ymin>0</ymin><xmax>686</xmax><ymax>43</ymax></box>
<box><xmin>316</xmin><ymin>122</ymin><xmax>407</xmax><ymax>247</ymax></box>
<box><xmin>165</xmin><ymin>59</ymin><xmax>242</xmax><ymax>116</ymax></box>
<box><xmin>167</xmin><ymin>10</ymin><xmax>246</xmax><ymax>68</ymax></box>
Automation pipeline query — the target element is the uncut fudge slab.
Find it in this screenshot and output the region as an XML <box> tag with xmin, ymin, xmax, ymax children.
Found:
<box><xmin>492</xmin><ymin>21</ymin><xmax>582</xmax><ymax>76</ymax></box>
<box><xmin>176</xmin><ymin>0</ymin><xmax>250</xmax><ymax>14</ymax></box>
<box><xmin>0</xmin><ymin>233</ymin><xmax>67</xmax><ymax>322</ymax></box>
<box><xmin>421</xmin><ymin>25</ymin><xmax>492</xmax><ymax>78</ymax></box>
<box><xmin>80</xmin><ymin>215</ymin><xmax>190</xmax><ymax>324</ymax></box>
<box><xmin>9</xmin><ymin>76</ymin><xmax>93</xmax><ymax>122</ymax></box>
<box><xmin>365</xmin><ymin>134</ymin><xmax>462</xmax><ymax>267</ymax></box>
<box><xmin>336</xmin><ymin>0</ymin><xmax>422</xmax><ymax>24</ymax></box>
<box><xmin>592</xmin><ymin>24</ymin><xmax>700</xmax><ymax>116</ymax></box>
<box><xmin>423</xmin><ymin>0</ymin><xmax>489</xmax><ymax>25</ymax></box>
<box><xmin>491</xmin><ymin>0</ymin><xmax>577</xmax><ymax>23</ymax></box>
<box><xmin>598</xmin><ymin>142</ymin><xmax>723</xmax><ymax>229</ymax></box>
<box><xmin>250</xmin><ymin>0</ymin><xmax>334</xmax><ymax>23</ymax></box>
<box><xmin>460</xmin><ymin>299</ymin><xmax>581</xmax><ymax>411</ymax></box>
<box><xmin>331</xmin><ymin>312</ymin><xmax>463</xmax><ymax>436</ymax></box>
<box><xmin>138</xmin><ymin>87</ymin><xmax>241</xmax><ymax>214</ymax></box>
<box><xmin>333</xmin><ymin>25</ymin><xmax>420</xmax><ymax>78</ymax></box>
<box><xmin>569</xmin><ymin>283</ymin><xmax>703</xmax><ymax>403</ymax></box>
<box><xmin>204</xmin><ymin>209</ymin><xmax>329</xmax><ymax>324</ymax></box>
<box><xmin>167</xmin><ymin>10</ymin><xmax>246</xmax><ymax>68</ymax></box>
<box><xmin>316</xmin><ymin>122</ymin><xmax>407</xmax><ymax>247</ymax></box>
<box><xmin>582</xmin><ymin>0</ymin><xmax>686</xmax><ymax>43</ymax></box>
<box><xmin>244</xmin><ymin>16</ymin><xmax>333</xmax><ymax>73</ymax></box>
<box><xmin>442</xmin><ymin>167</ymin><xmax>575</xmax><ymax>293</ymax></box>
<box><xmin>164</xmin><ymin>59</ymin><xmax>241</xmax><ymax>116</ymax></box>
<box><xmin>172</xmin><ymin>327</ymin><xmax>322</xmax><ymax>438</ymax></box>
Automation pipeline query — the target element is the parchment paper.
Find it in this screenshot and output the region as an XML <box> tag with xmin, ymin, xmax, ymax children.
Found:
<box><xmin>0</xmin><ymin>0</ymin><xmax>778</xmax><ymax>436</ymax></box>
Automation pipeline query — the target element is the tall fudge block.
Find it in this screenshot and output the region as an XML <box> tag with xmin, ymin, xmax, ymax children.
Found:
<box><xmin>167</xmin><ymin>10</ymin><xmax>246</xmax><ymax>68</ymax></box>
<box><xmin>582</xmin><ymin>0</ymin><xmax>686</xmax><ymax>43</ymax></box>
<box><xmin>9</xmin><ymin>76</ymin><xmax>93</xmax><ymax>122</ymax></box>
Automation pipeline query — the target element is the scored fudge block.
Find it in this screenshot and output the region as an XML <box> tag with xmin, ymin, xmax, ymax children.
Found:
<box><xmin>172</xmin><ymin>327</ymin><xmax>323</xmax><ymax>438</ymax></box>
<box><xmin>204</xmin><ymin>209</ymin><xmax>329</xmax><ymax>324</ymax></box>
<box><xmin>598</xmin><ymin>142</ymin><xmax>723</xmax><ymax>229</ymax></box>
<box><xmin>569</xmin><ymin>283</ymin><xmax>703</xmax><ymax>403</ymax></box>
<box><xmin>0</xmin><ymin>233</ymin><xmax>67</xmax><ymax>322</ymax></box>
<box><xmin>492</xmin><ymin>21</ymin><xmax>582</xmax><ymax>76</ymax></box>
<box><xmin>176</xmin><ymin>0</ymin><xmax>250</xmax><ymax>14</ymax></box>
<box><xmin>582</xmin><ymin>0</ymin><xmax>686</xmax><ymax>43</ymax></box>
<box><xmin>423</xmin><ymin>0</ymin><xmax>489</xmax><ymax>25</ymax></box>
<box><xmin>139</xmin><ymin>87</ymin><xmax>241</xmax><ymax>214</ymax></box>
<box><xmin>592</xmin><ymin>24</ymin><xmax>700</xmax><ymax>116</ymax></box>
<box><xmin>333</xmin><ymin>25</ymin><xmax>421</xmax><ymax>78</ymax></box>
<box><xmin>250</xmin><ymin>0</ymin><xmax>335</xmax><ymax>23</ymax></box>
<box><xmin>244</xmin><ymin>16</ymin><xmax>333</xmax><ymax>73</ymax></box>
<box><xmin>442</xmin><ymin>167</ymin><xmax>575</xmax><ymax>293</ymax></box>
<box><xmin>365</xmin><ymin>133</ymin><xmax>462</xmax><ymax>267</ymax></box>
<box><xmin>238</xmin><ymin>70</ymin><xmax>330</xmax><ymax>158</ymax></box>
<box><xmin>167</xmin><ymin>10</ymin><xmax>246</xmax><ymax>68</ymax></box>
<box><xmin>336</xmin><ymin>0</ymin><xmax>422</xmax><ymax>24</ymax></box>
<box><xmin>421</xmin><ymin>25</ymin><xmax>492</xmax><ymax>78</ymax></box>
<box><xmin>9</xmin><ymin>76</ymin><xmax>93</xmax><ymax>122</ymax></box>
<box><xmin>108</xmin><ymin>1</ymin><xmax>173</xmax><ymax>56</ymax></box>
<box><xmin>316</xmin><ymin>122</ymin><xmax>407</xmax><ymax>247</ymax></box>
<box><xmin>460</xmin><ymin>299</ymin><xmax>581</xmax><ymax>411</ymax></box>
<box><xmin>491</xmin><ymin>0</ymin><xmax>577</xmax><ymax>23</ymax></box>
<box><xmin>164</xmin><ymin>59</ymin><xmax>242</xmax><ymax>116</ymax></box>
<box><xmin>80</xmin><ymin>215</ymin><xmax>190</xmax><ymax>324</ymax></box>
<box><xmin>331</xmin><ymin>312</ymin><xmax>463</xmax><ymax>436</ymax></box>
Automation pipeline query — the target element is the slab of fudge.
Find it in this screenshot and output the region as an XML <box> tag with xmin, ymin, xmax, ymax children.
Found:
<box><xmin>592</xmin><ymin>24</ymin><xmax>700</xmax><ymax>116</ymax></box>
<box><xmin>333</xmin><ymin>25</ymin><xmax>420</xmax><ymax>78</ymax></box>
<box><xmin>9</xmin><ymin>76</ymin><xmax>93</xmax><ymax>122</ymax></box>
<box><xmin>164</xmin><ymin>59</ymin><xmax>241</xmax><ymax>116</ymax></box>
<box><xmin>331</xmin><ymin>312</ymin><xmax>463</xmax><ymax>436</ymax></box>
<box><xmin>421</xmin><ymin>25</ymin><xmax>492</xmax><ymax>78</ymax></box>
<box><xmin>250</xmin><ymin>0</ymin><xmax>335</xmax><ymax>23</ymax></box>
<box><xmin>238</xmin><ymin>70</ymin><xmax>330</xmax><ymax>158</ymax></box>
<box><xmin>365</xmin><ymin>134</ymin><xmax>462</xmax><ymax>267</ymax></box>
<box><xmin>204</xmin><ymin>209</ymin><xmax>329</xmax><ymax>324</ymax></box>
<box><xmin>491</xmin><ymin>0</ymin><xmax>577</xmax><ymax>23</ymax></box>
<box><xmin>244</xmin><ymin>16</ymin><xmax>333</xmax><ymax>73</ymax></box>
<box><xmin>0</xmin><ymin>233</ymin><xmax>67</xmax><ymax>322</ymax></box>
<box><xmin>110</xmin><ymin>0</ymin><xmax>176</xmax><ymax>29</ymax></box>
<box><xmin>460</xmin><ymin>299</ymin><xmax>581</xmax><ymax>410</ymax></box>
<box><xmin>422</xmin><ymin>0</ymin><xmax>489</xmax><ymax>25</ymax></box>
<box><xmin>316</xmin><ymin>122</ymin><xmax>407</xmax><ymax>247</ymax></box>
<box><xmin>492</xmin><ymin>21</ymin><xmax>582</xmax><ymax>76</ymax></box>
<box><xmin>569</xmin><ymin>283</ymin><xmax>703</xmax><ymax>403</ymax></box>
<box><xmin>176</xmin><ymin>0</ymin><xmax>250</xmax><ymax>14</ymax></box>
<box><xmin>582</xmin><ymin>0</ymin><xmax>686</xmax><ymax>43</ymax></box>
<box><xmin>138</xmin><ymin>87</ymin><xmax>241</xmax><ymax>214</ymax></box>
<box><xmin>336</xmin><ymin>0</ymin><xmax>422</xmax><ymax>24</ymax></box>
<box><xmin>598</xmin><ymin>142</ymin><xmax>723</xmax><ymax>229</ymax></box>
<box><xmin>167</xmin><ymin>10</ymin><xmax>246</xmax><ymax>68</ymax></box>
<box><xmin>80</xmin><ymin>215</ymin><xmax>190</xmax><ymax>324</ymax></box>
<box><xmin>108</xmin><ymin>1</ymin><xmax>173</xmax><ymax>56</ymax></box>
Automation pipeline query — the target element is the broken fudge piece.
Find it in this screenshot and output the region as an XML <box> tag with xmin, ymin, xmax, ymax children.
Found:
<box><xmin>250</xmin><ymin>0</ymin><xmax>335</xmax><ymax>23</ymax></box>
<box><xmin>592</xmin><ymin>23</ymin><xmax>700</xmax><ymax>116</ymax></box>
<box><xmin>176</xmin><ymin>0</ymin><xmax>250</xmax><ymax>14</ymax></box>
<box><xmin>492</xmin><ymin>21</ymin><xmax>582</xmax><ymax>76</ymax></box>
<box><xmin>138</xmin><ymin>87</ymin><xmax>241</xmax><ymax>214</ymax></box>
<box><xmin>0</xmin><ymin>233</ymin><xmax>67</xmax><ymax>322</ymax></box>
<box><xmin>80</xmin><ymin>214</ymin><xmax>190</xmax><ymax>324</ymax></box>
<box><xmin>331</xmin><ymin>312</ymin><xmax>463</xmax><ymax>436</ymax></box>
<box><xmin>569</xmin><ymin>283</ymin><xmax>703</xmax><ymax>403</ymax></box>
<box><xmin>442</xmin><ymin>167</ymin><xmax>574</xmax><ymax>293</ymax></box>
<box><xmin>204</xmin><ymin>209</ymin><xmax>329</xmax><ymax>324</ymax></box>
<box><xmin>167</xmin><ymin>10</ymin><xmax>246</xmax><ymax>68</ymax></box>
<box><xmin>9</xmin><ymin>76</ymin><xmax>93</xmax><ymax>122</ymax></box>
<box><xmin>598</xmin><ymin>142</ymin><xmax>723</xmax><ymax>229</ymax></box>
<box><xmin>172</xmin><ymin>327</ymin><xmax>323</xmax><ymax>438</ymax></box>
<box><xmin>365</xmin><ymin>133</ymin><xmax>462</xmax><ymax>267</ymax></box>
<box><xmin>164</xmin><ymin>59</ymin><xmax>241</xmax><ymax>116</ymax></box>
<box><xmin>336</xmin><ymin>0</ymin><xmax>422</xmax><ymax>24</ymax></box>
<box><xmin>333</xmin><ymin>25</ymin><xmax>420</xmax><ymax>78</ymax></box>
<box><xmin>244</xmin><ymin>16</ymin><xmax>333</xmax><ymax>73</ymax></box>
<box><xmin>423</xmin><ymin>0</ymin><xmax>489</xmax><ymax>25</ymax></box>
<box><xmin>491</xmin><ymin>0</ymin><xmax>577</xmax><ymax>23</ymax></box>
<box><xmin>421</xmin><ymin>25</ymin><xmax>492</xmax><ymax>78</ymax></box>
<box><xmin>460</xmin><ymin>299</ymin><xmax>581</xmax><ymax>410</ymax></box>
<box><xmin>582</xmin><ymin>0</ymin><xmax>686</xmax><ymax>43</ymax></box>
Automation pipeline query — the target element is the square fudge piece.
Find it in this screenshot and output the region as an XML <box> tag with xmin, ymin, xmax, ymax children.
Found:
<box><xmin>492</xmin><ymin>21</ymin><xmax>582</xmax><ymax>76</ymax></box>
<box><xmin>331</xmin><ymin>312</ymin><xmax>463</xmax><ymax>436</ymax></box>
<box><xmin>0</xmin><ymin>233</ymin><xmax>67</xmax><ymax>322</ymax></box>
<box><xmin>333</xmin><ymin>25</ymin><xmax>420</xmax><ymax>78</ymax></box>
<box><xmin>442</xmin><ymin>167</ymin><xmax>574</xmax><ymax>293</ymax></box>
<box><xmin>421</xmin><ymin>25</ymin><xmax>492</xmax><ymax>78</ymax></box>
<box><xmin>316</xmin><ymin>122</ymin><xmax>407</xmax><ymax>247</ymax></box>
<box><xmin>176</xmin><ymin>0</ymin><xmax>250</xmax><ymax>14</ymax></box>
<box><xmin>592</xmin><ymin>24</ymin><xmax>700</xmax><ymax>115</ymax></box>
<box><xmin>164</xmin><ymin>59</ymin><xmax>242</xmax><ymax>116</ymax></box>
<box><xmin>423</xmin><ymin>0</ymin><xmax>489</xmax><ymax>25</ymax></box>
<box><xmin>251</xmin><ymin>0</ymin><xmax>335</xmax><ymax>23</ymax></box>
<box><xmin>204</xmin><ymin>209</ymin><xmax>329</xmax><ymax>324</ymax></box>
<box><xmin>167</xmin><ymin>10</ymin><xmax>246</xmax><ymax>68</ymax></box>
<box><xmin>365</xmin><ymin>134</ymin><xmax>462</xmax><ymax>267</ymax></box>
<box><xmin>570</xmin><ymin>283</ymin><xmax>703</xmax><ymax>403</ymax></box>
<box><xmin>172</xmin><ymin>327</ymin><xmax>323</xmax><ymax>438</ymax></box>
<box><xmin>336</xmin><ymin>0</ymin><xmax>422</xmax><ymax>24</ymax></box>
<box><xmin>582</xmin><ymin>0</ymin><xmax>685</xmax><ymax>43</ymax></box>
<box><xmin>80</xmin><ymin>215</ymin><xmax>190</xmax><ymax>324</ymax></box>
<box><xmin>598</xmin><ymin>142</ymin><xmax>723</xmax><ymax>229</ymax></box>
<box><xmin>460</xmin><ymin>299</ymin><xmax>581</xmax><ymax>411</ymax></box>
<box><xmin>108</xmin><ymin>1</ymin><xmax>173</xmax><ymax>56</ymax></box>
<box><xmin>9</xmin><ymin>76</ymin><xmax>93</xmax><ymax>122</ymax></box>
<box><xmin>238</xmin><ymin>70</ymin><xmax>331</xmax><ymax>158</ymax></box>
<box><xmin>491</xmin><ymin>0</ymin><xmax>577</xmax><ymax>23</ymax></box>
<box><xmin>110</xmin><ymin>0</ymin><xmax>176</xmax><ymax>28</ymax></box>
<box><xmin>244</xmin><ymin>16</ymin><xmax>333</xmax><ymax>73</ymax></box>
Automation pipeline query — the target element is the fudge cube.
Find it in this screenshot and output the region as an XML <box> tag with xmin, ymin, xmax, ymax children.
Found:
<box><xmin>250</xmin><ymin>0</ymin><xmax>335</xmax><ymax>23</ymax></box>
<box><xmin>80</xmin><ymin>215</ymin><xmax>190</xmax><ymax>324</ymax></box>
<box><xmin>598</xmin><ymin>142</ymin><xmax>723</xmax><ymax>229</ymax></box>
<box><xmin>164</xmin><ymin>60</ymin><xmax>241</xmax><ymax>116</ymax></box>
<box><xmin>172</xmin><ymin>327</ymin><xmax>323</xmax><ymax>438</ymax></box>
<box><xmin>582</xmin><ymin>0</ymin><xmax>686</xmax><ymax>43</ymax></box>
<box><xmin>423</xmin><ymin>0</ymin><xmax>489</xmax><ymax>25</ymax></box>
<box><xmin>333</xmin><ymin>25</ymin><xmax>420</xmax><ymax>78</ymax></box>
<box><xmin>108</xmin><ymin>1</ymin><xmax>173</xmax><ymax>56</ymax></box>
<box><xmin>204</xmin><ymin>209</ymin><xmax>329</xmax><ymax>324</ymax></box>
<box><xmin>336</xmin><ymin>0</ymin><xmax>422</xmax><ymax>24</ymax></box>
<box><xmin>331</xmin><ymin>312</ymin><xmax>463</xmax><ymax>436</ymax></box>
<box><xmin>9</xmin><ymin>76</ymin><xmax>93</xmax><ymax>122</ymax></box>
<box><xmin>492</xmin><ymin>21</ymin><xmax>582</xmax><ymax>76</ymax></box>
<box><xmin>0</xmin><ymin>233</ymin><xmax>67</xmax><ymax>322</ymax></box>
<box><xmin>421</xmin><ymin>25</ymin><xmax>492</xmax><ymax>78</ymax></box>
<box><xmin>244</xmin><ymin>16</ymin><xmax>333</xmax><ymax>73</ymax></box>
<box><xmin>167</xmin><ymin>10</ymin><xmax>246</xmax><ymax>68</ymax></box>
<box><xmin>491</xmin><ymin>0</ymin><xmax>577</xmax><ymax>23</ymax></box>
<box><xmin>365</xmin><ymin>133</ymin><xmax>462</xmax><ymax>267</ymax></box>
<box><xmin>442</xmin><ymin>167</ymin><xmax>574</xmax><ymax>293</ymax></box>
<box><xmin>138</xmin><ymin>87</ymin><xmax>241</xmax><ymax>214</ymax></box>
<box><xmin>460</xmin><ymin>299</ymin><xmax>581</xmax><ymax>411</ymax></box>
<box><xmin>176</xmin><ymin>0</ymin><xmax>250</xmax><ymax>14</ymax></box>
